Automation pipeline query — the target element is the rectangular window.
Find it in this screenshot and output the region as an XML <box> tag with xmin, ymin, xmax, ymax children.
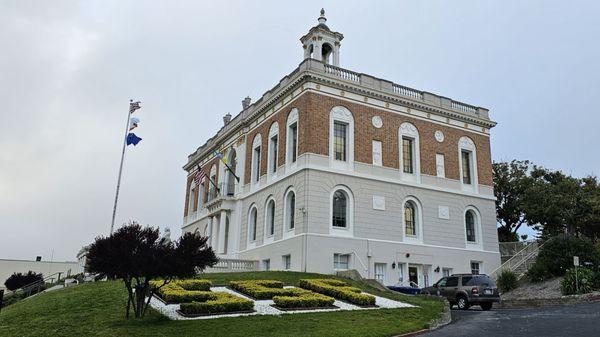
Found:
<box><xmin>289</xmin><ymin>196</ymin><xmax>295</xmax><ymax>229</ymax></box>
<box><xmin>188</xmin><ymin>186</ymin><xmax>196</xmax><ymax>213</ymax></box>
<box><xmin>333</xmin><ymin>253</ymin><xmax>350</xmax><ymax>270</ymax></box>
<box><xmin>283</xmin><ymin>254</ymin><xmax>291</xmax><ymax>270</ymax></box>
<box><xmin>290</xmin><ymin>123</ymin><xmax>298</xmax><ymax>163</ymax></box>
<box><xmin>402</xmin><ymin>137</ymin><xmax>414</xmax><ymax>174</ymax></box>
<box><xmin>263</xmin><ymin>259</ymin><xmax>270</xmax><ymax>271</ymax></box>
<box><xmin>436</xmin><ymin>154</ymin><xmax>445</xmax><ymax>178</ymax></box>
<box><xmin>374</xmin><ymin>263</ymin><xmax>386</xmax><ymax>284</ymax></box>
<box><xmin>372</xmin><ymin>140</ymin><xmax>382</xmax><ymax>166</ymax></box>
<box><xmin>442</xmin><ymin>268</ymin><xmax>452</xmax><ymax>277</ymax></box>
<box><xmin>470</xmin><ymin>261</ymin><xmax>481</xmax><ymax>275</ymax></box>
<box><xmin>198</xmin><ymin>184</ymin><xmax>205</xmax><ymax>208</ymax></box>
<box><xmin>253</xmin><ymin>146</ymin><xmax>261</xmax><ymax>182</ymax></box>
<box><xmin>334</xmin><ymin>122</ymin><xmax>347</xmax><ymax>161</ymax></box>
<box><xmin>270</xmin><ymin>135</ymin><xmax>278</xmax><ymax>173</ymax></box>
<box><xmin>462</xmin><ymin>150</ymin><xmax>472</xmax><ymax>184</ymax></box>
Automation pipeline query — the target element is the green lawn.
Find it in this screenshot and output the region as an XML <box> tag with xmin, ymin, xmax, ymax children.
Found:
<box><xmin>0</xmin><ymin>271</ymin><xmax>444</xmax><ymax>337</ymax></box>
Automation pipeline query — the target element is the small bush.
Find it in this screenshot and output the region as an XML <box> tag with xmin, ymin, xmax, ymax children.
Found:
<box><xmin>497</xmin><ymin>270</ymin><xmax>519</xmax><ymax>293</ymax></box>
<box><xmin>229</xmin><ymin>280</ymin><xmax>303</xmax><ymax>299</ymax></box>
<box><xmin>4</xmin><ymin>271</ymin><xmax>43</xmax><ymax>291</ymax></box>
<box><xmin>526</xmin><ymin>262</ymin><xmax>553</xmax><ymax>283</ymax></box>
<box><xmin>298</xmin><ymin>279</ymin><xmax>376</xmax><ymax>306</ymax></box>
<box><xmin>561</xmin><ymin>268</ymin><xmax>595</xmax><ymax>295</ymax></box>
<box><xmin>150</xmin><ymin>279</ymin><xmax>213</xmax><ymax>303</ymax></box>
<box><xmin>179</xmin><ymin>292</ymin><xmax>253</xmax><ymax>315</ymax></box>
<box><xmin>273</xmin><ymin>291</ymin><xmax>335</xmax><ymax>308</ymax></box>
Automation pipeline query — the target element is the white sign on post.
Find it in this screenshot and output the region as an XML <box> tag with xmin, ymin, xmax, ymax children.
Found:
<box><xmin>574</xmin><ymin>256</ymin><xmax>579</xmax><ymax>266</ymax></box>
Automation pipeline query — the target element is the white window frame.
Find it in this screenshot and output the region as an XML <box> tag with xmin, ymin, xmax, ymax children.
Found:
<box><xmin>251</xmin><ymin>134</ymin><xmax>262</xmax><ymax>186</ymax></box>
<box><xmin>282</xmin><ymin>254</ymin><xmax>291</xmax><ymax>270</ymax></box>
<box><xmin>470</xmin><ymin>261</ymin><xmax>482</xmax><ymax>275</ymax></box>
<box><xmin>435</xmin><ymin>153</ymin><xmax>445</xmax><ymax>178</ymax></box>
<box><xmin>283</xmin><ymin>187</ymin><xmax>296</xmax><ymax>239</ymax></box>
<box><xmin>329</xmin><ymin>185</ymin><xmax>354</xmax><ymax>237</ymax></box>
<box><xmin>264</xmin><ymin>196</ymin><xmax>276</xmax><ymax>243</ymax></box>
<box><xmin>267</xmin><ymin>122</ymin><xmax>279</xmax><ymax>180</ymax></box>
<box><xmin>464</xmin><ymin>206</ymin><xmax>483</xmax><ymax>250</ymax></box>
<box><xmin>198</xmin><ymin>182</ymin><xmax>205</xmax><ymax>209</ymax></box>
<box><xmin>333</xmin><ymin>253</ymin><xmax>350</xmax><ymax>270</ymax></box>
<box><xmin>329</xmin><ymin>106</ymin><xmax>354</xmax><ymax>171</ymax></box>
<box><xmin>399</xmin><ymin>122</ymin><xmax>420</xmax><ymax>183</ymax></box>
<box><xmin>402</xmin><ymin>196</ymin><xmax>423</xmax><ymax>244</ymax></box>
<box><xmin>188</xmin><ymin>181</ymin><xmax>197</xmax><ymax>215</ymax></box>
<box><xmin>374</xmin><ymin>263</ymin><xmax>387</xmax><ymax>284</ymax></box>
<box><xmin>286</xmin><ymin>108</ymin><xmax>299</xmax><ymax>169</ymax></box>
<box><xmin>247</xmin><ymin>204</ymin><xmax>258</xmax><ymax>248</ymax></box>
<box><xmin>458</xmin><ymin>136</ymin><xmax>478</xmax><ymax>193</ymax></box>
<box><xmin>208</xmin><ymin>164</ymin><xmax>217</xmax><ymax>201</ymax></box>
<box><xmin>372</xmin><ymin>140</ymin><xmax>382</xmax><ymax>166</ymax></box>
<box><xmin>442</xmin><ymin>267</ymin><xmax>452</xmax><ymax>278</ymax></box>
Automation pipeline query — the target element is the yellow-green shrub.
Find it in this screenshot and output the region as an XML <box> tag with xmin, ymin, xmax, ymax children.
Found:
<box><xmin>150</xmin><ymin>279</ymin><xmax>213</xmax><ymax>304</ymax></box>
<box><xmin>179</xmin><ymin>292</ymin><xmax>254</xmax><ymax>315</ymax></box>
<box><xmin>229</xmin><ymin>280</ymin><xmax>303</xmax><ymax>299</ymax></box>
<box><xmin>299</xmin><ymin>279</ymin><xmax>376</xmax><ymax>306</ymax></box>
<box><xmin>273</xmin><ymin>290</ymin><xmax>335</xmax><ymax>308</ymax></box>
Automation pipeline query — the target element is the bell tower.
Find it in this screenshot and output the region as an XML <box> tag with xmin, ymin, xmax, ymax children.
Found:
<box><xmin>300</xmin><ymin>9</ymin><xmax>344</xmax><ymax>67</ymax></box>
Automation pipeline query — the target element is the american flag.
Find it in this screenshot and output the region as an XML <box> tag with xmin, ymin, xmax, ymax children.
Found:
<box><xmin>194</xmin><ymin>167</ymin><xmax>206</xmax><ymax>185</ymax></box>
<box><xmin>129</xmin><ymin>101</ymin><xmax>141</xmax><ymax>114</ymax></box>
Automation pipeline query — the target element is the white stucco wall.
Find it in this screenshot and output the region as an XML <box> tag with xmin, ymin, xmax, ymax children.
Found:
<box><xmin>0</xmin><ymin>259</ymin><xmax>78</xmax><ymax>290</ymax></box>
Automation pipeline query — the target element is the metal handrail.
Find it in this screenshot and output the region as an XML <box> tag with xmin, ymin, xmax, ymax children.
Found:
<box><xmin>490</xmin><ymin>240</ymin><xmax>546</xmax><ymax>278</ymax></box>
<box><xmin>6</xmin><ymin>271</ymin><xmax>64</xmax><ymax>296</ymax></box>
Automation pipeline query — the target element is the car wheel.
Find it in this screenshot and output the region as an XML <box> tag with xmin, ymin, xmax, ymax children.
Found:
<box><xmin>480</xmin><ymin>302</ymin><xmax>493</xmax><ymax>311</ymax></box>
<box><xmin>456</xmin><ymin>296</ymin><xmax>470</xmax><ymax>310</ymax></box>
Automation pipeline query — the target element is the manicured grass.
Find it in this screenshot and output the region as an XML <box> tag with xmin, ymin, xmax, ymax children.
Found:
<box><xmin>0</xmin><ymin>272</ymin><xmax>444</xmax><ymax>337</ymax></box>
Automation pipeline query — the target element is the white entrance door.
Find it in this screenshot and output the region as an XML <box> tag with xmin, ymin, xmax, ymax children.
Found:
<box><xmin>374</xmin><ymin>263</ymin><xmax>386</xmax><ymax>284</ymax></box>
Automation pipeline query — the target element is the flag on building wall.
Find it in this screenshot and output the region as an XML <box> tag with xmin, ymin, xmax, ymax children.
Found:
<box><xmin>194</xmin><ymin>167</ymin><xmax>206</xmax><ymax>185</ymax></box>
<box><xmin>126</xmin><ymin>133</ymin><xmax>142</xmax><ymax>146</ymax></box>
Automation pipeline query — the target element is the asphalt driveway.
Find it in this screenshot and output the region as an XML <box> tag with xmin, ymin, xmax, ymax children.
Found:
<box><xmin>425</xmin><ymin>302</ymin><xmax>600</xmax><ymax>337</ymax></box>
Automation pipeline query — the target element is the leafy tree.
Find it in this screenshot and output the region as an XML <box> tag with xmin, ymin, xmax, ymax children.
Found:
<box><xmin>86</xmin><ymin>222</ymin><xmax>217</xmax><ymax>318</ymax></box>
<box><xmin>4</xmin><ymin>271</ymin><xmax>43</xmax><ymax>291</ymax></box>
<box><xmin>493</xmin><ymin>160</ymin><xmax>534</xmax><ymax>242</ymax></box>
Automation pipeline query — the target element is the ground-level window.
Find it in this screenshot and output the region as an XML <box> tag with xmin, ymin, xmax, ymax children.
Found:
<box><xmin>262</xmin><ymin>259</ymin><xmax>270</xmax><ymax>271</ymax></box>
<box><xmin>442</xmin><ymin>268</ymin><xmax>452</xmax><ymax>277</ymax></box>
<box><xmin>282</xmin><ymin>254</ymin><xmax>291</xmax><ymax>270</ymax></box>
<box><xmin>470</xmin><ymin>261</ymin><xmax>481</xmax><ymax>275</ymax></box>
<box><xmin>374</xmin><ymin>263</ymin><xmax>386</xmax><ymax>284</ymax></box>
<box><xmin>333</xmin><ymin>253</ymin><xmax>350</xmax><ymax>270</ymax></box>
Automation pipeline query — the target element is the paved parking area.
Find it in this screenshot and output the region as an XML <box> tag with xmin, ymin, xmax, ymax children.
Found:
<box><xmin>425</xmin><ymin>302</ymin><xmax>600</xmax><ymax>337</ymax></box>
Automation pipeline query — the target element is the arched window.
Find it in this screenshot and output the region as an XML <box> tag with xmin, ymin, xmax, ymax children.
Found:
<box><xmin>404</xmin><ymin>201</ymin><xmax>416</xmax><ymax>236</ymax></box>
<box><xmin>225</xmin><ymin>149</ymin><xmax>237</xmax><ymax>196</ymax></box>
<box><xmin>464</xmin><ymin>207</ymin><xmax>482</xmax><ymax>248</ymax></box>
<box><xmin>329</xmin><ymin>106</ymin><xmax>354</xmax><ymax>170</ymax></box>
<box><xmin>403</xmin><ymin>197</ymin><xmax>423</xmax><ymax>243</ymax></box>
<box><xmin>321</xmin><ymin>43</ymin><xmax>333</xmax><ymax>64</ymax></box>
<box><xmin>465</xmin><ymin>211</ymin><xmax>476</xmax><ymax>242</ymax></box>
<box><xmin>458</xmin><ymin>136</ymin><xmax>478</xmax><ymax>192</ymax></box>
<box><xmin>332</xmin><ymin>191</ymin><xmax>347</xmax><ymax>228</ymax></box>
<box><xmin>330</xmin><ymin>186</ymin><xmax>354</xmax><ymax>236</ymax></box>
<box><xmin>265</xmin><ymin>198</ymin><xmax>275</xmax><ymax>238</ymax></box>
<box><xmin>248</xmin><ymin>205</ymin><xmax>258</xmax><ymax>243</ymax></box>
<box><xmin>284</xmin><ymin>188</ymin><xmax>296</xmax><ymax>232</ymax></box>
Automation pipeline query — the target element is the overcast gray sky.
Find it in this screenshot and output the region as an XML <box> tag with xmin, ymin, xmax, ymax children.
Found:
<box><xmin>1</xmin><ymin>1</ymin><xmax>599</xmax><ymax>261</ymax></box>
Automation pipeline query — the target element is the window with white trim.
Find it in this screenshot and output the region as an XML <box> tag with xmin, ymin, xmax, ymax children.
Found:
<box><xmin>283</xmin><ymin>254</ymin><xmax>291</xmax><ymax>270</ymax></box>
<box><xmin>284</xmin><ymin>189</ymin><xmax>296</xmax><ymax>231</ymax></box>
<box><xmin>462</xmin><ymin>150</ymin><xmax>472</xmax><ymax>184</ymax></box>
<box><xmin>330</xmin><ymin>186</ymin><xmax>354</xmax><ymax>236</ymax></box>
<box><xmin>399</xmin><ymin>122</ymin><xmax>420</xmax><ymax>182</ymax></box>
<box><xmin>372</xmin><ymin>140</ymin><xmax>382</xmax><ymax>166</ymax></box>
<box><xmin>265</xmin><ymin>198</ymin><xmax>275</xmax><ymax>237</ymax></box>
<box><xmin>286</xmin><ymin>108</ymin><xmax>299</xmax><ymax>166</ymax></box>
<box><xmin>470</xmin><ymin>261</ymin><xmax>481</xmax><ymax>275</ymax></box>
<box><xmin>208</xmin><ymin>164</ymin><xmax>217</xmax><ymax>201</ymax></box>
<box><xmin>402</xmin><ymin>197</ymin><xmax>422</xmax><ymax>243</ymax></box>
<box><xmin>198</xmin><ymin>183</ymin><xmax>205</xmax><ymax>209</ymax></box>
<box><xmin>332</xmin><ymin>190</ymin><xmax>348</xmax><ymax>228</ymax></box>
<box><xmin>458</xmin><ymin>136</ymin><xmax>478</xmax><ymax>192</ymax></box>
<box><xmin>436</xmin><ymin>154</ymin><xmax>445</xmax><ymax>178</ymax></box>
<box><xmin>251</xmin><ymin>134</ymin><xmax>262</xmax><ymax>184</ymax></box>
<box><xmin>333</xmin><ymin>253</ymin><xmax>350</xmax><ymax>270</ymax></box>
<box><xmin>329</xmin><ymin>106</ymin><xmax>354</xmax><ymax>170</ymax></box>
<box><xmin>188</xmin><ymin>182</ymin><xmax>196</xmax><ymax>214</ymax></box>
<box><xmin>442</xmin><ymin>268</ymin><xmax>452</xmax><ymax>277</ymax></box>
<box><xmin>465</xmin><ymin>210</ymin><xmax>476</xmax><ymax>242</ymax></box>
<box><xmin>268</xmin><ymin>122</ymin><xmax>279</xmax><ymax>176</ymax></box>
<box><xmin>248</xmin><ymin>206</ymin><xmax>258</xmax><ymax>243</ymax></box>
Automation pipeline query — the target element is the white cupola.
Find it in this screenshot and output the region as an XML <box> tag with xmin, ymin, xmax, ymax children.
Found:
<box><xmin>300</xmin><ymin>9</ymin><xmax>344</xmax><ymax>67</ymax></box>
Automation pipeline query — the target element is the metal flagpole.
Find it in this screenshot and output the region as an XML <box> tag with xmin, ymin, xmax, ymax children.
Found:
<box><xmin>110</xmin><ymin>100</ymin><xmax>139</xmax><ymax>234</ymax></box>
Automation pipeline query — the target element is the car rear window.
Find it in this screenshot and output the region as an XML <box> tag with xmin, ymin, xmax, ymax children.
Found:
<box><xmin>463</xmin><ymin>276</ymin><xmax>496</xmax><ymax>287</ymax></box>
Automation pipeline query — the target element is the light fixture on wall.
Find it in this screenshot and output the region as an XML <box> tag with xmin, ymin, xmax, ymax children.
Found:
<box><xmin>434</xmin><ymin>266</ymin><xmax>440</xmax><ymax>273</ymax></box>
<box><xmin>405</xmin><ymin>253</ymin><xmax>410</xmax><ymax>258</ymax></box>
<box><xmin>391</xmin><ymin>262</ymin><xmax>396</xmax><ymax>269</ymax></box>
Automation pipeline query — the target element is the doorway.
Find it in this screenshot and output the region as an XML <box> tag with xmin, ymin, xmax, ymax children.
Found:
<box><xmin>408</xmin><ymin>266</ymin><xmax>419</xmax><ymax>287</ymax></box>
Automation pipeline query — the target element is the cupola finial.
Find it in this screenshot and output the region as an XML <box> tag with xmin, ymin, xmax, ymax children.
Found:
<box><xmin>318</xmin><ymin>8</ymin><xmax>326</xmax><ymax>24</ymax></box>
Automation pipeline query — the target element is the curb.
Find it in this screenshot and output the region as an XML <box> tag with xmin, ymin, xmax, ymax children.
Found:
<box><xmin>392</xmin><ymin>300</ymin><xmax>452</xmax><ymax>337</ymax></box>
<box><xmin>497</xmin><ymin>291</ymin><xmax>600</xmax><ymax>309</ymax></box>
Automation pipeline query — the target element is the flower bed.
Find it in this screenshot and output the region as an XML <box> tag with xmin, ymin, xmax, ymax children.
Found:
<box><xmin>150</xmin><ymin>279</ymin><xmax>214</xmax><ymax>304</ymax></box>
<box><xmin>178</xmin><ymin>292</ymin><xmax>254</xmax><ymax>317</ymax></box>
<box><xmin>299</xmin><ymin>279</ymin><xmax>376</xmax><ymax>306</ymax></box>
<box><xmin>229</xmin><ymin>280</ymin><xmax>305</xmax><ymax>300</ymax></box>
<box><xmin>272</xmin><ymin>289</ymin><xmax>336</xmax><ymax>309</ymax></box>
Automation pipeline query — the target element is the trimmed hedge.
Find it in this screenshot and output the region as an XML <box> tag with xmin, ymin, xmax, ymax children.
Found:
<box><xmin>229</xmin><ymin>280</ymin><xmax>304</xmax><ymax>299</ymax></box>
<box><xmin>179</xmin><ymin>292</ymin><xmax>254</xmax><ymax>315</ymax></box>
<box><xmin>273</xmin><ymin>289</ymin><xmax>335</xmax><ymax>308</ymax></box>
<box><xmin>150</xmin><ymin>279</ymin><xmax>213</xmax><ymax>303</ymax></box>
<box><xmin>299</xmin><ymin>279</ymin><xmax>376</xmax><ymax>306</ymax></box>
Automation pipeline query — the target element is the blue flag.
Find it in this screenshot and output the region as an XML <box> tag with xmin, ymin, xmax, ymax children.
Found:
<box><xmin>126</xmin><ymin>133</ymin><xmax>142</xmax><ymax>146</ymax></box>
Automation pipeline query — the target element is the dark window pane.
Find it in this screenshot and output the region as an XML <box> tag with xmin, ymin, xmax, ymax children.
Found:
<box><xmin>334</xmin><ymin>122</ymin><xmax>347</xmax><ymax>161</ymax></box>
<box><xmin>332</xmin><ymin>190</ymin><xmax>347</xmax><ymax>227</ymax></box>
<box><xmin>254</xmin><ymin>147</ymin><xmax>261</xmax><ymax>182</ymax></box>
<box><xmin>251</xmin><ymin>208</ymin><xmax>257</xmax><ymax>241</ymax></box>
<box><xmin>268</xmin><ymin>201</ymin><xmax>275</xmax><ymax>235</ymax></box>
<box><xmin>402</xmin><ymin>137</ymin><xmax>414</xmax><ymax>174</ymax></box>
<box><xmin>271</xmin><ymin>135</ymin><xmax>278</xmax><ymax>173</ymax></box>
<box><xmin>404</xmin><ymin>202</ymin><xmax>416</xmax><ymax>236</ymax></box>
<box><xmin>289</xmin><ymin>194</ymin><xmax>295</xmax><ymax>229</ymax></box>
<box><xmin>462</xmin><ymin>151</ymin><xmax>472</xmax><ymax>184</ymax></box>
<box><xmin>466</xmin><ymin>211</ymin><xmax>476</xmax><ymax>242</ymax></box>
<box><xmin>291</xmin><ymin>123</ymin><xmax>297</xmax><ymax>162</ymax></box>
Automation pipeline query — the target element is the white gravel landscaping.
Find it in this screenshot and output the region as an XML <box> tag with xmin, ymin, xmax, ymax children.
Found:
<box><xmin>149</xmin><ymin>286</ymin><xmax>414</xmax><ymax>320</ymax></box>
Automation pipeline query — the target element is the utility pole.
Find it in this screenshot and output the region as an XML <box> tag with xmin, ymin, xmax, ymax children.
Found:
<box><xmin>110</xmin><ymin>100</ymin><xmax>141</xmax><ymax>234</ymax></box>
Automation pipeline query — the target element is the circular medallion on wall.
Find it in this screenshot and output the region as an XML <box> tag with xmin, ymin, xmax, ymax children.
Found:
<box><xmin>435</xmin><ymin>130</ymin><xmax>445</xmax><ymax>143</ymax></box>
<box><xmin>372</xmin><ymin>116</ymin><xmax>383</xmax><ymax>128</ymax></box>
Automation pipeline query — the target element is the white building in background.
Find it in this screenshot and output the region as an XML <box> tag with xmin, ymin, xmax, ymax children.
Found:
<box><xmin>0</xmin><ymin>258</ymin><xmax>78</xmax><ymax>290</ymax></box>
<box><xmin>181</xmin><ymin>10</ymin><xmax>500</xmax><ymax>287</ymax></box>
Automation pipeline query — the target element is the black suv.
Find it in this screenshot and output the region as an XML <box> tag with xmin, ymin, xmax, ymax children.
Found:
<box><xmin>420</xmin><ymin>274</ymin><xmax>500</xmax><ymax>310</ymax></box>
